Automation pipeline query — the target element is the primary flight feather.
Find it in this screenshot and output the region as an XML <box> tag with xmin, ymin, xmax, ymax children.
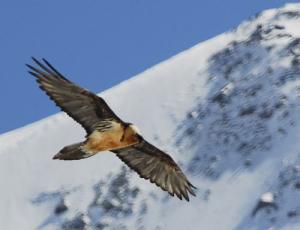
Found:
<box><xmin>26</xmin><ymin>57</ymin><xmax>196</xmax><ymax>201</ymax></box>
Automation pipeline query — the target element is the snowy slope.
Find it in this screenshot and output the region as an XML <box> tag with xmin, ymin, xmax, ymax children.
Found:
<box><xmin>1</xmin><ymin>3</ymin><xmax>300</xmax><ymax>230</ymax></box>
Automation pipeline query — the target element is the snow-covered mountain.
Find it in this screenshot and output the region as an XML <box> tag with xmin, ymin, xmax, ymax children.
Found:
<box><xmin>1</xmin><ymin>3</ymin><xmax>300</xmax><ymax>230</ymax></box>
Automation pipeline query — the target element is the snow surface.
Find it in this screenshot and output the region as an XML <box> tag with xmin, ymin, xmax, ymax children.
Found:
<box><xmin>261</xmin><ymin>193</ymin><xmax>274</xmax><ymax>203</ymax></box>
<box><xmin>1</xmin><ymin>3</ymin><xmax>300</xmax><ymax>230</ymax></box>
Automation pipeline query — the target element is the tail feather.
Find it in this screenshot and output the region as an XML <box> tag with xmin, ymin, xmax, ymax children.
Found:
<box><xmin>53</xmin><ymin>142</ymin><xmax>94</xmax><ymax>160</ymax></box>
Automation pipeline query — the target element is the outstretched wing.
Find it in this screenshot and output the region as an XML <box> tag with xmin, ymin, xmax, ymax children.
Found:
<box><xmin>26</xmin><ymin>57</ymin><xmax>122</xmax><ymax>134</ymax></box>
<box><xmin>112</xmin><ymin>139</ymin><xmax>196</xmax><ymax>201</ymax></box>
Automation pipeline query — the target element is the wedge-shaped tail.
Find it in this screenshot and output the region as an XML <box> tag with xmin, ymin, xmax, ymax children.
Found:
<box><xmin>53</xmin><ymin>142</ymin><xmax>92</xmax><ymax>160</ymax></box>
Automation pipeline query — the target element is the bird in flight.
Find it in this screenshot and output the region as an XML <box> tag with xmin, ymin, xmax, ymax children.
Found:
<box><xmin>26</xmin><ymin>58</ymin><xmax>196</xmax><ymax>201</ymax></box>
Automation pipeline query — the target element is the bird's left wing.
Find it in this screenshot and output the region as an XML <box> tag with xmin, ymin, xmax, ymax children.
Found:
<box><xmin>112</xmin><ymin>139</ymin><xmax>196</xmax><ymax>201</ymax></box>
<box><xmin>26</xmin><ymin>57</ymin><xmax>122</xmax><ymax>135</ymax></box>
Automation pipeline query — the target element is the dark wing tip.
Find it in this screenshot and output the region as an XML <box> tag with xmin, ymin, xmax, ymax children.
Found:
<box><xmin>188</xmin><ymin>182</ymin><xmax>197</xmax><ymax>195</ymax></box>
<box><xmin>184</xmin><ymin>195</ymin><xmax>190</xmax><ymax>202</ymax></box>
<box><xmin>26</xmin><ymin>64</ymin><xmax>36</xmax><ymax>72</ymax></box>
<box><xmin>31</xmin><ymin>56</ymin><xmax>39</xmax><ymax>63</ymax></box>
<box><xmin>31</xmin><ymin>57</ymin><xmax>46</xmax><ymax>69</ymax></box>
<box><xmin>41</xmin><ymin>58</ymin><xmax>69</xmax><ymax>81</ymax></box>
<box><xmin>179</xmin><ymin>183</ymin><xmax>196</xmax><ymax>201</ymax></box>
<box><xmin>42</xmin><ymin>58</ymin><xmax>49</xmax><ymax>64</ymax></box>
<box><xmin>27</xmin><ymin>70</ymin><xmax>39</xmax><ymax>78</ymax></box>
<box><xmin>191</xmin><ymin>183</ymin><xmax>197</xmax><ymax>189</ymax></box>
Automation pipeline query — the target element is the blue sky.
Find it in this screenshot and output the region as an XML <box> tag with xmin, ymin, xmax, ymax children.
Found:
<box><xmin>0</xmin><ymin>0</ymin><xmax>296</xmax><ymax>134</ymax></box>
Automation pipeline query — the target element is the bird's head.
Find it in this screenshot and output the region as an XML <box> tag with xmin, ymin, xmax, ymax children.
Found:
<box><xmin>127</xmin><ymin>123</ymin><xmax>141</xmax><ymax>135</ymax></box>
<box><xmin>122</xmin><ymin>123</ymin><xmax>143</xmax><ymax>142</ymax></box>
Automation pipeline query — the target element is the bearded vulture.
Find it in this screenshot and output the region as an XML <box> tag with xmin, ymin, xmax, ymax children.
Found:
<box><xmin>26</xmin><ymin>57</ymin><xmax>196</xmax><ymax>201</ymax></box>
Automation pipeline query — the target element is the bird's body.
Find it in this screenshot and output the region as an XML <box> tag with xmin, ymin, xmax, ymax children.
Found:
<box><xmin>27</xmin><ymin>58</ymin><xmax>196</xmax><ymax>201</ymax></box>
<box><xmin>82</xmin><ymin>122</ymin><xmax>140</xmax><ymax>155</ymax></box>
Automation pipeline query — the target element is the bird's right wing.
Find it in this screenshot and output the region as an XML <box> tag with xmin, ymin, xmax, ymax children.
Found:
<box><xmin>27</xmin><ymin>57</ymin><xmax>122</xmax><ymax>134</ymax></box>
<box><xmin>112</xmin><ymin>138</ymin><xmax>196</xmax><ymax>201</ymax></box>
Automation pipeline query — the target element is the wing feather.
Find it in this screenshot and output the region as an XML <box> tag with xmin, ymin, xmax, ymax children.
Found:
<box><xmin>27</xmin><ymin>57</ymin><xmax>121</xmax><ymax>134</ymax></box>
<box><xmin>112</xmin><ymin>139</ymin><xmax>196</xmax><ymax>201</ymax></box>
